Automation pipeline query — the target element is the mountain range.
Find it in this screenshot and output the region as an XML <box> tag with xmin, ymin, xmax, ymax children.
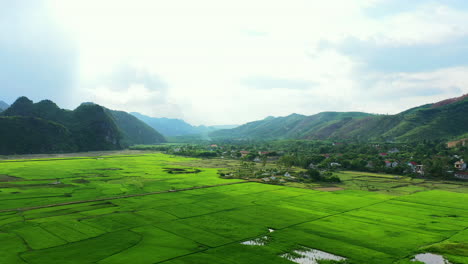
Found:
<box><xmin>130</xmin><ymin>112</ymin><xmax>238</xmax><ymax>137</ymax></box>
<box><xmin>210</xmin><ymin>94</ymin><xmax>468</xmax><ymax>142</ymax></box>
<box><xmin>0</xmin><ymin>94</ymin><xmax>466</xmax><ymax>155</ymax></box>
<box><xmin>0</xmin><ymin>97</ymin><xmax>165</xmax><ymax>155</ymax></box>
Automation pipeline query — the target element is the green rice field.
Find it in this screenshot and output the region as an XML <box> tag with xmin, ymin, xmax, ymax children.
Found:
<box><xmin>0</xmin><ymin>153</ymin><xmax>467</xmax><ymax>263</ymax></box>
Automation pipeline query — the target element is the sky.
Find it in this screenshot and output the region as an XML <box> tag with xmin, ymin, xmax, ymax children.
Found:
<box><xmin>1</xmin><ymin>0</ymin><xmax>468</xmax><ymax>125</ymax></box>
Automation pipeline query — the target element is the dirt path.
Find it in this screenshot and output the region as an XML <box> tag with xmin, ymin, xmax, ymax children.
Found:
<box><xmin>0</xmin><ymin>181</ymin><xmax>248</xmax><ymax>213</ymax></box>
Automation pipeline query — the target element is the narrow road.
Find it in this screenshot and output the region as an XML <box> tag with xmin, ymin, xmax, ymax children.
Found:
<box><xmin>0</xmin><ymin>181</ymin><xmax>248</xmax><ymax>213</ymax></box>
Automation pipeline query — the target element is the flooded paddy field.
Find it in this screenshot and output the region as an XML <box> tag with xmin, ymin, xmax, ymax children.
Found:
<box><xmin>0</xmin><ymin>153</ymin><xmax>467</xmax><ymax>263</ymax></box>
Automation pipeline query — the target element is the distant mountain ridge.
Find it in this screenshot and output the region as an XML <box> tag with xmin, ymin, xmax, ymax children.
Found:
<box><xmin>0</xmin><ymin>101</ymin><xmax>9</xmax><ymax>111</ymax></box>
<box><xmin>211</xmin><ymin>112</ymin><xmax>372</xmax><ymax>140</ymax></box>
<box><xmin>106</xmin><ymin>109</ymin><xmax>165</xmax><ymax>146</ymax></box>
<box><xmin>0</xmin><ymin>97</ymin><xmax>165</xmax><ymax>155</ymax></box>
<box><xmin>131</xmin><ymin>112</ymin><xmax>238</xmax><ymax>136</ymax></box>
<box><xmin>211</xmin><ymin>94</ymin><xmax>468</xmax><ymax>142</ymax></box>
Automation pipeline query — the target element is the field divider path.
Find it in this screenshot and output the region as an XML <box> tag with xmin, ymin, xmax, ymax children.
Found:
<box><xmin>395</xmin><ymin>225</ymin><xmax>468</xmax><ymax>263</ymax></box>
<box><xmin>156</xmin><ymin>196</ymin><xmax>403</xmax><ymax>264</ymax></box>
<box><xmin>0</xmin><ymin>181</ymin><xmax>249</xmax><ymax>213</ymax></box>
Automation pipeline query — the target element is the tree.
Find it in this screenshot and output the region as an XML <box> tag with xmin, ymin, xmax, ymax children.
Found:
<box><xmin>261</xmin><ymin>155</ymin><xmax>268</xmax><ymax>168</ymax></box>
<box><xmin>306</xmin><ymin>168</ymin><xmax>321</xmax><ymax>181</ymax></box>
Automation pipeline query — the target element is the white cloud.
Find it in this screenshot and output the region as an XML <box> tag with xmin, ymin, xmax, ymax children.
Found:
<box><xmin>350</xmin><ymin>67</ymin><xmax>468</xmax><ymax>114</ymax></box>
<box><xmin>78</xmin><ymin>84</ymin><xmax>183</xmax><ymax>119</ymax></box>
<box><xmin>40</xmin><ymin>0</ymin><xmax>468</xmax><ymax>125</ymax></box>
<box><xmin>375</xmin><ymin>4</ymin><xmax>468</xmax><ymax>46</ymax></box>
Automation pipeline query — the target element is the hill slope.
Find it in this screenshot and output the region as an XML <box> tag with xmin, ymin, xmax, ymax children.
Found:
<box><xmin>107</xmin><ymin>109</ymin><xmax>166</xmax><ymax>146</ymax></box>
<box><xmin>319</xmin><ymin>94</ymin><xmax>468</xmax><ymax>142</ymax></box>
<box><xmin>210</xmin><ymin>112</ymin><xmax>373</xmax><ymax>140</ymax></box>
<box><xmin>0</xmin><ymin>116</ymin><xmax>75</xmax><ymax>155</ymax></box>
<box><xmin>211</xmin><ymin>94</ymin><xmax>468</xmax><ymax>142</ymax></box>
<box><xmin>0</xmin><ymin>97</ymin><xmax>165</xmax><ymax>154</ymax></box>
<box><xmin>1</xmin><ymin>97</ymin><xmax>121</xmax><ymax>153</ymax></box>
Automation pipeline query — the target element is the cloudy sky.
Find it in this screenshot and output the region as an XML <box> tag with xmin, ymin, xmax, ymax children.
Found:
<box><xmin>1</xmin><ymin>0</ymin><xmax>468</xmax><ymax>125</ymax></box>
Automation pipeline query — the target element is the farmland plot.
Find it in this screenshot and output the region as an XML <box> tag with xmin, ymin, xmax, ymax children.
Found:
<box><xmin>0</xmin><ymin>154</ymin><xmax>466</xmax><ymax>263</ymax></box>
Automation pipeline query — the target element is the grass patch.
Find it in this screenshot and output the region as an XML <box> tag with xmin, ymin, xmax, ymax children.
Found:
<box><xmin>0</xmin><ymin>153</ymin><xmax>466</xmax><ymax>264</ymax></box>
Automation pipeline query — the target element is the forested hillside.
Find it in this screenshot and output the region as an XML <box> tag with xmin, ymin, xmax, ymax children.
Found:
<box><xmin>211</xmin><ymin>94</ymin><xmax>468</xmax><ymax>142</ymax></box>
<box><xmin>107</xmin><ymin>110</ymin><xmax>165</xmax><ymax>146</ymax></box>
<box><xmin>0</xmin><ymin>116</ymin><xmax>75</xmax><ymax>154</ymax></box>
<box><xmin>211</xmin><ymin>112</ymin><xmax>373</xmax><ymax>140</ymax></box>
<box><xmin>0</xmin><ymin>97</ymin><xmax>165</xmax><ymax>155</ymax></box>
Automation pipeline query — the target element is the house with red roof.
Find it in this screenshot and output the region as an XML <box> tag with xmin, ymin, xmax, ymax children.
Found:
<box><xmin>455</xmin><ymin>159</ymin><xmax>467</xmax><ymax>170</ymax></box>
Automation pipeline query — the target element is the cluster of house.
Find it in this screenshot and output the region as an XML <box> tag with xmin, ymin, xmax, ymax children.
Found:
<box><xmin>454</xmin><ymin>159</ymin><xmax>468</xmax><ymax>180</ymax></box>
<box><xmin>369</xmin><ymin>160</ymin><xmax>424</xmax><ymax>174</ymax></box>
<box><xmin>384</xmin><ymin>161</ymin><xmax>399</xmax><ymax>168</ymax></box>
<box><xmin>379</xmin><ymin>148</ymin><xmax>400</xmax><ymax>157</ymax></box>
<box><xmin>447</xmin><ymin>139</ymin><xmax>468</xmax><ymax>180</ymax></box>
<box><xmin>261</xmin><ymin>171</ymin><xmax>292</xmax><ymax>183</ymax></box>
<box><xmin>407</xmin><ymin>162</ymin><xmax>424</xmax><ymax>175</ymax></box>
<box><xmin>240</xmin><ymin>150</ymin><xmax>275</xmax><ymax>159</ymax></box>
<box><xmin>455</xmin><ymin>159</ymin><xmax>467</xmax><ymax>170</ymax></box>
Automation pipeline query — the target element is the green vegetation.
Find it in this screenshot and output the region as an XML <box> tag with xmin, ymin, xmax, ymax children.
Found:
<box><xmin>0</xmin><ymin>153</ymin><xmax>466</xmax><ymax>263</ymax></box>
<box><xmin>210</xmin><ymin>95</ymin><xmax>468</xmax><ymax>142</ymax></box>
<box><xmin>211</xmin><ymin>112</ymin><xmax>372</xmax><ymax>140</ymax></box>
<box><xmin>0</xmin><ymin>116</ymin><xmax>75</xmax><ymax>154</ymax></box>
<box><xmin>0</xmin><ymin>97</ymin><xmax>165</xmax><ymax>155</ymax></box>
<box><xmin>131</xmin><ymin>139</ymin><xmax>467</xmax><ymax>181</ymax></box>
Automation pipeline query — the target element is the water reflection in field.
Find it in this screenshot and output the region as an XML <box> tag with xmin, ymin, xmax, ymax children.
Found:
<box><xmin>412</xmin><ymin>253</ymin><xmax>451</xmax><ymax>264</ymax></box>
<box><xmin>281</xmin><ymin>247</ymin><xmax>346</xmax><ymax>264</ymax></box>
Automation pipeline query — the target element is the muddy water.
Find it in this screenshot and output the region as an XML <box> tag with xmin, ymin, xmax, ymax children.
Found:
<box><xmin>412</xmin><ymin>253</ymin><xmax>452</xmax><ymax>264</ymax></box>
<box><xmin>281</xmin><ymin>247</ymin><xmax>346</xmax><ymax>264</ymax></box>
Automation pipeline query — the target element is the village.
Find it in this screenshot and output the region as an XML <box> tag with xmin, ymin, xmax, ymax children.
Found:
<box><xmin>132</xmin><ymin>138</ymin><xmax>468</xmax><ymax>183</ymax></box>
